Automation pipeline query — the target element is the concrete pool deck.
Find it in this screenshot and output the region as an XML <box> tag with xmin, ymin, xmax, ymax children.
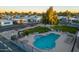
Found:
<box><xmin>17</xmin><ymin>31</ymin><xmax>74</xmax><ymax>52</ymax></box>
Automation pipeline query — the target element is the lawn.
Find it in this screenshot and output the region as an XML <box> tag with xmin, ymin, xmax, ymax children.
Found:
<box><xmin>73</xmin><ymin>20</ymin><xmax>79</xmax><ymax>24</ymax></box>
<box><xmin>22</xmin><ymin>26</ymin><xmax>51</xmax><ymax>35</ymax></box>
<box><xmin>51</xmin><ymin>25</ymin><xmax>78</xmax><ymax>34</ymax></box>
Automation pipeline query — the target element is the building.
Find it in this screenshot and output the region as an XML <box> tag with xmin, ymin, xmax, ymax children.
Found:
<box><xmin>58</xmin><ymin>16</ymin><xmax>69</xmax><ymax>24</ymax></box>
<box><xmin>4</xmin><ymin>15</ymin><xmax>12</xmax><ymax>20</ymax></box>
<box><xmin>24</xmin><ymin>15</ymin><xmax>30</xmax><ymax>23</ymax></box>
<box><xmin>0</xmin><ymin>20</ymin><xmax>13</xmax><ymax>26</ymax></box>
<box><xmin>25</xmin><ymin>15</ymin><xmax>42</xmax><ymax>23</ymax></box>
<box><xmin>58</xmin><ymin>16</ymin><xmax>79</xmax><ymax>24</ymax></box>
<box><xmin>13</xmin><ymin>15</ymin><xmax>42</xmax><ymax>24</ymax></box>
<box><xmin>13</xmin><ymin>18</ymin><xmax>25</xmax><ymax>24</ymax></box>
<box><xmin>12</xmin><ymin>15</ymin><xmax>25</xmax><ymax>24</ymax></box>
<box><xmin>35</xmin><ymin>16</ymin><xmax>42</xmax><ymax>23</ymax></box>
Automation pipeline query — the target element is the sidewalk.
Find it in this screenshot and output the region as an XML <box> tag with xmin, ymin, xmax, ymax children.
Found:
<box><xmin>0</xmin><ymin>30</ymin><xmax>18</xmax><ymax>40</ymax></box>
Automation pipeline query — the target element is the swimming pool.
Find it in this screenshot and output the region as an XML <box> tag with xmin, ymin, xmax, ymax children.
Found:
<box><xmin>33</xmin><ymin>33</ymin><xmax>60</xmax><ymax>50</ymax></box>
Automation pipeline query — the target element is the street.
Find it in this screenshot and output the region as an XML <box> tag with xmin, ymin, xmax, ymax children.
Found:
<box><xmin>0</xmin><ymin>35</ymin><xmax>26</xmax><ymax>52</ymax></box>
<box><xmin>0</xmin><ymin>23</ymin><xmax>38</xmax><ymax>32</ymax></box>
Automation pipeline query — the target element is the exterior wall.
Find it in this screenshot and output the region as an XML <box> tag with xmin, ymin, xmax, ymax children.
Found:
<box><xmin>0</xmin><ymin>20</ymin><xmax>13</xmax><ymax>26</ymax></box>
<box><xmin>16</xmin><ymin>20</ymin><xmax>24</xmax><ymax>24</ymax></box>
<box><xmin>23</xmin><ymin>20</ymin><xmax>28</xmax><ymax>23</ymax></box>
<box><xmin>13</xmin><ymin>19</ymin><xmax>28</xmax><ymax>24</ymax></box>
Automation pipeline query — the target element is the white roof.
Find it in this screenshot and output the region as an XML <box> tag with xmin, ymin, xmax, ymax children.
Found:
<box><xmin>13</xmin><ymin>18</ymin><xmax>23</xmax><ymax>20</ymax></box>
<box><xmin>58</xmin><ymin>16</ymin><xmax>67</xmax><ymax>19</ymax></box>
<box><xmin>13</xmin><ymin>19</ymin><xmax>20</xmax><ymax>21</ymax></box>
<box><xmin>0</xmin><ymin>19</ymin><xmax>12</xmax><ymax>22</ymax></box>
<box><xmin>69</xmin><ymin>18</ymin><xmax>77</xmax><ymax>20</ymax></box>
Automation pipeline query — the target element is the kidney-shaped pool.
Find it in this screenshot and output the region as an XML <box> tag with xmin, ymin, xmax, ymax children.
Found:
<box><xmin>33</xmin><ymin>33</ymin><xmax>60</xmax><ymax>50</ymax></box>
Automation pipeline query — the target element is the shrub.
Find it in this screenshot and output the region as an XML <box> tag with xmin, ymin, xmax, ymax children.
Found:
<box><xmin>51</xmin><ymin>25</ymin><xmax>78</xmax><ymax>34</ymax></box>
<box><xmin>23</xmin><ymin>26</ymin><xmax>51</xmax><ymax>35</ymax></box>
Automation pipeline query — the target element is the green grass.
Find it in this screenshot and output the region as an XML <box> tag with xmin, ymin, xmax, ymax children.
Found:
<box><xmin>23</xmin><ymin>26</ymin><xmax>51</xmax><ymax>35</ymax></box>
<box><xmin>73</xmin><ymin>20</ymin><xmax>79</xmax><ymax>23</ymax></box>
<box><xmin>51</xmin><ymin>25</ymin><xmax>78</xmax><ymax>34</ymax></box>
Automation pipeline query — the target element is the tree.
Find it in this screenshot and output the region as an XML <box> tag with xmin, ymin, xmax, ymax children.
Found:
<box><xmin>9</xmin><ymin>11</ymin><xmax>13</xmax><ymax>16</ymax></box>
<box><xmin>42</xmin><ymin>6</ymin><xmax>58</xmax><ymax>25</ymax></box>
<box><xmin>46</xmin><ymin>7</ymin><xmax>58</xmax><ymax>24</ymax></box>
<box><xmin>28</xmin><ymin>11</ymin><xmax>32</xmax><ymax>15</ymax></box>
<box><xmin>42</xmin><ymin>12</ymin><xmax>50</xmax><ymax>24</ymax></box>
<box><xmin>32</xmin><ymin>12</ymin><xmax>37</xmax><ymax>15</ymax></box>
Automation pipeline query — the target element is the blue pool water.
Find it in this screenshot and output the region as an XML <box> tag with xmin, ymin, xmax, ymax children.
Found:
<box><xmin>33</xmin><ymin>33</ymin><xmax>60</xmax><ymax>50</ymax></box>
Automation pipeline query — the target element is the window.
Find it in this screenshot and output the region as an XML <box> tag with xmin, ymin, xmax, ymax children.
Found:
<box><xmin>4</xmin><ymin>22</ymin><xmax>10</xmax><ymax>24</ymax></box>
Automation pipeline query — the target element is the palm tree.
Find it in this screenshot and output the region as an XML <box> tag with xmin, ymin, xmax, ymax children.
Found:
<box><xmin>46</xmin><ymin>6</ymin><xmax>58</xmax><ymax>25</ymax></box>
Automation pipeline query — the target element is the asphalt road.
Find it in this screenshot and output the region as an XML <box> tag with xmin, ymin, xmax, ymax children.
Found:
<box><xmin>0</xmin><ymin>35</ymin><xmax>26</xmax><ymax>52</ymax></box>
<box><xmin>0</xmin><ymin>23</ymin><xmax>38</xmax><ymax>32</ymax></box>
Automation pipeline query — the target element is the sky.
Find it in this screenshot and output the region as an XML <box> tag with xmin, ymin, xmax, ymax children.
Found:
<box><xmin>54</xmin><ymin>6</ymin><xmax>79</xmax><ymax>12</ymax></box>
<box><xmin>0</xmin><ymin>6</ymin><xmax>79</xmax><ymax>13</ymax></box>
<box><xmin>0</xmin><ymin>6</ymin><xmax>50</xmax><ymax>13</ymax></box>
